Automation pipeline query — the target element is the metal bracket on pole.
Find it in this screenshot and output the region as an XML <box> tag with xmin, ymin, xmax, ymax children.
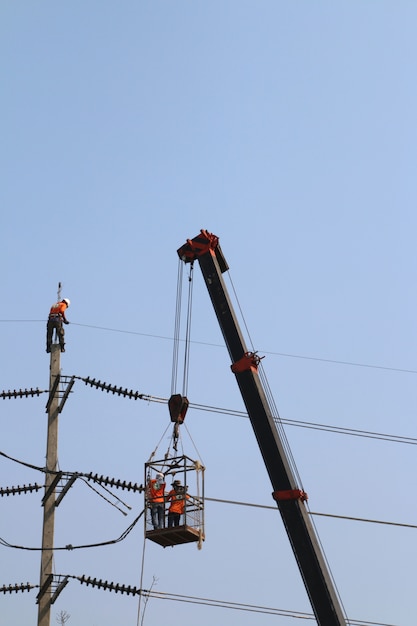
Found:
<box><xmin>45</xmin><ymin>375</ymin><xmax>60</xmax><ymax>413</ymax></box>
<box><xmin>50</xmin><ymin>576</ymin><xmax>69</xmax><ymax>605</ymax></box>
<box><xmin>55</xmin><ymin>475</ymin><xmax>78</xmax><ymax>508</ymax></box>
<box><xmin>36</xmin><ymin>573</ymin><xmax>53</xmax><ymax>604</ymax></box>
<box><xmin>58</xmin><ymin>377</ymin><xmax>75</xmax><ymax>413</ymax></box>
<box><xmin>41</xmin><ymin>472</ymin><xmax>62</xmax><ymax>506</ymax></box>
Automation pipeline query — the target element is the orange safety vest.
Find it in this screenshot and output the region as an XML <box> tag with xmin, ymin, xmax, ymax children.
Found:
<box><xmin>49</xmin><ymin>302</ymin><xmax>67</xmax><ymax>317</ymax></box>
<box><xmin>148</xmin><ymin>479</ymin><xmax>165</xmax><ymax>503</ymax></box>
<box><xmin>167</xmin><ymin>489</ymin><xmax>190</xmax><ymax>514</ymax></box>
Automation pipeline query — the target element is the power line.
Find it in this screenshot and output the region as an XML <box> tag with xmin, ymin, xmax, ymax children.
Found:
<box><xmin>0</xmin><ymin>575</ymin><xmax>394</xmax><ymax>626</ymax></box>
<box><xmin>205</xmin><ymin>497</ymin><xmax>417</xmax><ymax>530</ymax></box>
<box><xmin>1</xmin><ymin>319</ymin><xmax>416</xmax><ymax>376</ymax></box>
<box><xmin>0</xmin><ymin>510</ymin><xmax>144</xmax><ymax>552</ymax></box>
<box><xmin>70</xmin><ymin>323</ymin><xmax>417</xmax><ymax>375</ymax></box>
<box><xmin>1</xmin><ymin>444</ymin><xmax>415</xmax><ymax>533</ymax></box>
<box><xmin>188</xmin><ymin>401</ymin><xmax>417</xmax><ymax>446</ymax></box>
<box><xmin>139</xmin><ymin>589</ymin><xmax>398</xmax><ymax>626</ymax></box>
<box><xmin>3</xmin><ymin>373</ymin><xmax>415</xmax><ymax>445</ymax></box>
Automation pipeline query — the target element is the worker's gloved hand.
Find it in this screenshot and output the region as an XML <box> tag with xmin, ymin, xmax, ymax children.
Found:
<box><xmin>64</xmin><ymin>320</ymin><xmax>70</xmax><ymax>325</ymax></box>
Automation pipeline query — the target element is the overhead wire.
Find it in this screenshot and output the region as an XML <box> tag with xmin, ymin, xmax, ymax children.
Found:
<box><xmin>1</xmin><ymin>318</ymin><xmax>417</xmax><ymax>376</ymax></box>
<box><xmin>0</xmin><ymin>510</ymin><xmax>144</xmax><ymax>552</ymax></box>
<box><xmin>185</xmin><ymin>401</ymin><xmax>417</xmax><ymax>446</ymax></box>
<box><xmin>4</xmin><ymin>380</ymin><xmax>416</xmax><ymax>445</ymax></box>
<box><xmin>1</xmin><ymin>444</ymin><xmax>415</xmax><ymax>529</ymax></box>
<box><xmin>138</xmin><ymin>589</ymin><xmax>398</xmax><ymax>626</ymax></box>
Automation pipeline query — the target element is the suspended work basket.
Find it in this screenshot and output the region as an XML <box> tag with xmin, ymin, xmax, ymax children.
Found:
<box><xmin>145</xmin><ymin>454</ymin><xmax>205</xmax><ymax>548</ymax></box>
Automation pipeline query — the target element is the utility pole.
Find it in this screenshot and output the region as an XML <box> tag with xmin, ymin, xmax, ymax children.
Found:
<box><xmin>37</xmin><ymin>344</ymin><xmax>61</xmax><ymax>626</ymax></box>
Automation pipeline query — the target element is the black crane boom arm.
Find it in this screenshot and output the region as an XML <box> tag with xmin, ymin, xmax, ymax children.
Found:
<box><xmin>177</xmin><ymin>230</ymin><xmax>346</xmax><ymax>626</ymax></box>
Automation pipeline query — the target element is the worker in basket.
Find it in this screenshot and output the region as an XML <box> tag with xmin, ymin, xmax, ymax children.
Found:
<box><xmin>46</xmin><ymin>298</ymin><xmax>70</xmax><ymax>353</ymax></box>
<box><xmin>167</xmin><ymin>480</ymin><xmax>190</xmax><ymax>528</ymax></box>
<box><xmin>147</xmin><ymin>472</ymin><xmax>166</xmax><ymax>529</ymax></box>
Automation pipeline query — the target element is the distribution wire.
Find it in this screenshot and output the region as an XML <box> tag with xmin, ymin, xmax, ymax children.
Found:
<box><xmin>136</xmin><ymin>589</ymin><xmax>398</xmax><ymax>626</ymax></box>
<box><xmin>0</xmin><ymin>573</ymin><xmax>399</xmax><ymax>626</ymax></box>
<box><xmin>1</xmin><ymin>443</ymin><xmax>415</xmax><ymax>531</ymax></box>
<box><xmin>2</xmin><ymin>318</ymin><xmax>417</xmax><ymax>376</ymax></box>
<box><xmin>0</xmin><ymin>510</ymin><xmax>144</xmax><ymax>552</ymax></box>
<box><xmin>185</xmin><ymin>401</ymin><xmax>417</xmax><ymax>446</ymax></box>
<box><xmin>4</xmin><ymin>368</ymin><xmax>415</xmax><ymax>446</ymax></box>
<box><xmin>204</xmin><ymin>497</ymin><xmax>417</xmax><ymax>530</ymax></box>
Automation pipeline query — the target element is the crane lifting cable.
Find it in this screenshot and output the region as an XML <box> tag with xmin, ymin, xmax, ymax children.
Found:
<box><xmin>169</xmin><ymin>259</ymin><xmax>194</xmax><ymax>450</ymax></box>
<box><xmin>144</xmin><ymin>259</ymin><xmax>205</xmax><ymax>549</ymax></box>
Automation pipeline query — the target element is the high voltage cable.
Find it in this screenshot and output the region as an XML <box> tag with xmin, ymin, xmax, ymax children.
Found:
<box><xmin>0</xmin><ymin>510</ymin><xmax>144</xmax><ymax>552</ymax></box>
<box><xmin>1</xmin><ymin>319</ymin><xmax>416</xmax><ymax>375</ymax></box>
<box><xmin>138</xmin><ymin>589</ymin><xmax>397</xmax><ymax>626</ymax></box>
<box><xmin>205</xmin><ymin>498</ymin><xmax>417</xmax><ymax>530</ymax></box>
<box><xmin>188</xmin><ymin>401</ymin><xmax>417</xmax><ymax>445</ymax></box>
<box><xmin>1</xmin><ymin>445</ymin><xmax>415</xmax><ymax>531</ymax></box>
<box><xmin>143</xmin><ymin>589</ymin><xmax>317</xmax><ymax>619</ymax></box>
<box><xmin>0</xmin><ymin>575</ymin><xmax>396</xmax><ymax>626</ymax></box>
<box><xmin>67</xmin><ymin>323</ymin><xmax>417</xmax><ymax>375</ymax></box>
<box><xmin>2</xmin><ymin>373</ymin><xmax>416</xmax><ymax>446</ymax></box>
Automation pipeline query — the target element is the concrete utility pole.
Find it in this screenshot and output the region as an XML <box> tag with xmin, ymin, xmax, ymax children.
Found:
<box><xmin>37</xmin><ymin>344</ymin><xmax>61</xmax><ymax>626</ymax></box>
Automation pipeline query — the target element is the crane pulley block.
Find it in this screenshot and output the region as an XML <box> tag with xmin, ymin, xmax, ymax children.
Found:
<box><xmin>168</xmin><ymin>394</ymin><xmax>189</xmax><ymax>424</ymax></box>
<box><xmin>177</xmin><ymin>229</ymin><xmax>229</xmax><ymax>273</ymax></box>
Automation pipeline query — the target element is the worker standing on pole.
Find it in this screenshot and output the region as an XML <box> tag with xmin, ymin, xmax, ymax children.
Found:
<box><xmin>46</xmin><ymin>298</ymin><xmax>70</xmax><ymax>353</ymax></box>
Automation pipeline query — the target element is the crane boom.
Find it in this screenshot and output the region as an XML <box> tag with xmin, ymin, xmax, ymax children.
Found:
<box><xmin>177</xmin><ymin>230</ymin><xmax>346</xmax><ymax>626</ymax></box>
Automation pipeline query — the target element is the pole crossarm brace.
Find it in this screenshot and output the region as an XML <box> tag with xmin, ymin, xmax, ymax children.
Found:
<box><xmin>36</xmin><ymin>573</ymin><xmax>53</xmax><ymax>603</ymax></box>
<box><xmin>36</xmin><ymin>574</ymin><xmax>69</xmax><ymax>605</ymax></box>
<box><xmin>41</xmin><ymin>472</ymin><xmax>63</xmax><ymax>506</ymax></box>
<box><xmin>45</xmin><ymin>375</ymin><xmax>75</xmax><ymax>414</ymax></box>
<box><xmin>55</xmin><ymin>474</ymin><xmax>79</xmax><ymax>507</ymax></box>
<box><xmin>58</xmin><ymin>376</ymin><xmax>75</xmax><ymax>413</ymax></box>
<box><xmin>50</xmin><ymin>576</ymin><xmax>69</xmax><ymax>605</ymax></box>
<box><xmin>45</xmin><ymin>375</ymin><xmax>60</xmax><ymax>413</ymax></box>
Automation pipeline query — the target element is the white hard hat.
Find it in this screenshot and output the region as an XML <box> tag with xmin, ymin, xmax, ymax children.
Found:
<box><xmin>62</xmin><ymin>298</ymin><xmax>70</xmax><ymax>307</ymax></box>
<box><xmin>156</xmin><ymin>472</ymin><xmax>164</xmax><ymax>480</ymax></box>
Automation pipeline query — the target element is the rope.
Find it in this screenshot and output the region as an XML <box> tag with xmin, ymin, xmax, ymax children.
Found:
<box><xmin>136</xmin><ymin>528</ymin><xmax>148</xmax><ymax>626</ymax></box>
<box><xmin>146</xmin><ymin>423</ymin><xmax>171</xmax><ymax>464</ymax></box>
<box><xmin>183</xmin><ymin>423</ymin><xmax>205</xmax><ymax>468</ymax></box>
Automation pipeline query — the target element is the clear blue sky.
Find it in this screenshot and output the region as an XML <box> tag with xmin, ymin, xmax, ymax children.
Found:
<box><xmin>1</xmin><ymin>2</ymin><xmax>417</xmax><ymax>625</ymax></box>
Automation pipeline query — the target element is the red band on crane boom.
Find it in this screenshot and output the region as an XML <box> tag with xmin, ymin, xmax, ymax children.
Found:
<box><xmin>272</xmin><ymin>489</ymin><xmax>308</xmax><ymax>502</ymax></box>
<box><xmin>231</xmin><ymin>352</ymin><xmax>263</xmax><ymax>373</ymax></box>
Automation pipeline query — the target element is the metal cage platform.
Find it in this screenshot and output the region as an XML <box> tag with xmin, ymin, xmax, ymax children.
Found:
<box><xmin>145</xmin><ymin>454</ymin><xmax>205</xmax><ymax>548</ymax></box>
